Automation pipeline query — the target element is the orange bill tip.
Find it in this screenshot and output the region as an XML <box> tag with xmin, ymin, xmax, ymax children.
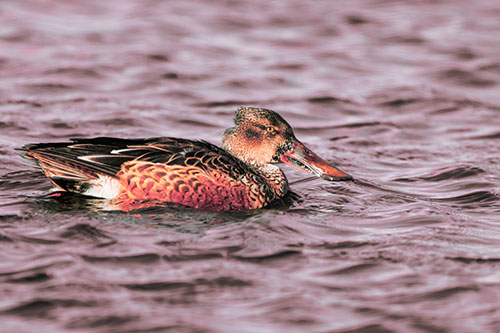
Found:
<box><xmin>281</xmin><ymin>140</ymin><xmax>352</xmax><ymax>181</ymax></box>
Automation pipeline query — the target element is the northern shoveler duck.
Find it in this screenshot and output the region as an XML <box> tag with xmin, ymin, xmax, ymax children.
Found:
<box><xmin>21</xmin><ymin>107</ymin><xmax>352</xmax><ymax>211</ymax></box>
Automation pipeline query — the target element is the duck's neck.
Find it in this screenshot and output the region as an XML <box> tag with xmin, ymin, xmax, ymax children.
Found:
<box><xmin>222</xmin><ymin>129</ymin><xmax>288</xmax><ymax>198</ymax></box>
<box><xmin>243</xmin><ymin>162</ymin><xmax>289</xmax><ymax>199</ymax></box>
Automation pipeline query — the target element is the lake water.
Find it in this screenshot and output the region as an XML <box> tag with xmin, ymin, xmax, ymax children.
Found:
<box><xmin>1</xmin><ymin>0</ymin><xmax>500</xmax><ymax>332</ymax></box>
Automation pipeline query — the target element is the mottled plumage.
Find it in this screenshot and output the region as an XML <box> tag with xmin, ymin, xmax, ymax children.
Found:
<box><xmin>20</xmin><ymin>107</ymin><xmax>351</xmax><ymax>211</ymax></box>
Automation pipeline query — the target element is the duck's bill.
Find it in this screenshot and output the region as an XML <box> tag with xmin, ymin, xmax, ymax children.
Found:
<box><xmin>281</xmin><ymin>140</ymin><xmax>352</xmax><ymax>181</ymax></box>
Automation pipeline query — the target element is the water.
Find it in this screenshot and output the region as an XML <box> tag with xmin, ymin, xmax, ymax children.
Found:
<box><xmin>1</xmin><ymin>0</ymin><xmax>500</xmax><ymax>331</ymax></box>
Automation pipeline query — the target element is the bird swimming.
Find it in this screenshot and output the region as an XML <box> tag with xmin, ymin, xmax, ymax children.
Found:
<box><xmin>20</xmin><ymin>107</ymin><xmax>352</xmax><ymax>211</ymax></box>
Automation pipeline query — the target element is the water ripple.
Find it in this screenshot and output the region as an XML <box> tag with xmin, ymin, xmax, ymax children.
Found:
<box><xmin>1</xmin><ymin>0</ymin><xmax>500</xmax><ymax>332</ymax></box>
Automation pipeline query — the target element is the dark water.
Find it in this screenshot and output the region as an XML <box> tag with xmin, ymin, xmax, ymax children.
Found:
<box><xmin>1</xmin><ymin>0</ymin><xmax>500</xmax><ymax>332</ymax></box>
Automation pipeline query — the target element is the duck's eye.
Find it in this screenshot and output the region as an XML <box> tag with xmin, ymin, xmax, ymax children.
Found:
<box><xmin>266</xmin><ymin>127</ymin><xmax>276</xmax><ymax>133</ymax></box>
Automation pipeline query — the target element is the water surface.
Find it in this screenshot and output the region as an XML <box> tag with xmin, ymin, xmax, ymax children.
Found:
<box><xmin>1</xmin><ymin>0</ymin><xmax>500</xmax><ymax>332</ymax></box>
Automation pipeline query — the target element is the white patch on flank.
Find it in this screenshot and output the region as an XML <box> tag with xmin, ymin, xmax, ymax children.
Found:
<box><xmin>83</xmin><ymin>175</ymin><xmax>122</xmax><ymax>199</ymax></box>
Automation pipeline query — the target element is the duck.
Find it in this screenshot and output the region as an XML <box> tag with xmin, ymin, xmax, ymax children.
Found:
<box><xmin>20</xmin><ymin>107</ymin><xmax>352</xmax><ymax>211</ymax></box>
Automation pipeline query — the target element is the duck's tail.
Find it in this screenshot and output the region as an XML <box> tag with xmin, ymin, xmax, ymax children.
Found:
<box><xmin>18</xmin><ymin>141</ymin><xmax>124</xmax><ymax>198</ymax></box>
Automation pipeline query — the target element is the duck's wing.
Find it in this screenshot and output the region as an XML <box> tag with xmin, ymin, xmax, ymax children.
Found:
<box><xmin>20</xmin><ymin>137</ymin><xmax>248</xmax><ymax>186</ymax></box>
<box><xmin>21</xmin><ymin>137</ymin><xmax>158</xmax><ymax>181</ymax></box>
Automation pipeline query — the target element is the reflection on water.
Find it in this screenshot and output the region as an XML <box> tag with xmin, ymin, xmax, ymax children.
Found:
<box><xmin>1</xmin><ymin>0</ymin><xmax>500</xmax><ymax>331</ymax></box>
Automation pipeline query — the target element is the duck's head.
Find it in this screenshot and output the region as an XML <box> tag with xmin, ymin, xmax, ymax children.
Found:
<box><xmin>222</xmin><ymin>107</ymin><xmax>352</xmax><ymax>181</ymax></box>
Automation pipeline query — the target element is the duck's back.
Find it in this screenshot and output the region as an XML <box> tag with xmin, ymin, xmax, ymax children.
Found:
<box><xmin>21</xmin><ymin>137</ymin><xmax>276</xmax><ymax>211</ymax></box>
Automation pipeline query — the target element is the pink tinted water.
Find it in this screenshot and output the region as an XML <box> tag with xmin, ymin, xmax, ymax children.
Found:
<box><xmin>1</xmin><ymin>0</ymin><xmax>500</xmax><ymax>332</ymax></box>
